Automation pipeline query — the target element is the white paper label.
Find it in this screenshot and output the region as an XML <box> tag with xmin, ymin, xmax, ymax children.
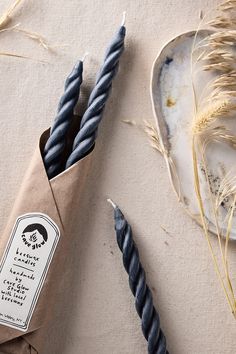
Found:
<box><xmin>0</xmin><ymin>213</ymin><xmax>60</xmax><ymax>331</ymax></box>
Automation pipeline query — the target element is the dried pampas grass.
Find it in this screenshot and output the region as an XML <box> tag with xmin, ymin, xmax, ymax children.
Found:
<box><xmin>0</xmin><ymin>24</ymin><xmax>53</xmax><ymax>51</ymax></box>
<box><xmin>215</xmin><ymin>172</ymin><xmax>236</xmax><ymax>210</ymax></box>
<box><xmin>122</xmin><ymin>118</ymin><xmax>166</xmax><ymax>155</ymax></box>
<box><xmin>122</xmin><ymin>119</ymin><xmax>163</xmax><ymax>151</ymax></box>
<box><xmin>0</xmin><ymin>0</ymin><xmax>23</xmax><ymax>29</ymax></box>
<box><xmin>143</xmin><ymin>119</ymin><xmax>165</xmax><ymax>154</ymax></box>
<box><xmin>193</xmin><ymin>100</ymin><xmax>232</xmax><ymax>134</ymax></box>
<box><xmin>0</xmin><ymin>0</ymin><xmax>54</xmax><ymax>61</ymax></box>
<box><xmin>191</xmin><ymin>0</ymin><xmax>236</xmax><ymax>316</ymax></box>
<box><xmin>220</xmin><ymin>1</ymin><xmax>236</xmax><ymax>12</ymax></box>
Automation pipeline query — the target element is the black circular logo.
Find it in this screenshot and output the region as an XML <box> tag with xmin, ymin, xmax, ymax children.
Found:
<box><xmin>21</xmin><ymin>223</ymin><xmax>48</xmax><ymax>250</ymax></box>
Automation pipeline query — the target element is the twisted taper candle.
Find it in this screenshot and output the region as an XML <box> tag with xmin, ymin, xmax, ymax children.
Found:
<box><xmin>44</xmin><ymin>60</ymin><xmax>84</xmax><ymax>179</ymax></box>
<box><xmin>108</xmin><ymin>199</ymin><xmax>169</xmax><ymax>354</ymax></box>
<box><xmin>65</xmin><ymin>17</ymin><xmax>126</xmax><ymax>168</ymax></box>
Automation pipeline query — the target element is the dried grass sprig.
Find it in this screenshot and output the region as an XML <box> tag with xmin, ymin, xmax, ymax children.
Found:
<box><xmin>0</xmin><ymin>24</ymin><xmax>53</xmax><ymax>51</ymax></box>
<box><xmin>143</xmin><ymin>119</ymin><xmax>165</xmax><ymax>154</ymax></box>
<box><xmin>215</xmin><ymin>172</ymin><xmax>236</xmax><ymax>210</ymax></box>
<box><xmin>224</xmin><ymin>195</ymin><xmax>236</xmax><ymax>276</ymax></box>
<box><xmin>219</xmin><ymin>0</ymin><xmax>236</xmax><ymax>12</ymax></box>
<box><xmin>191</xmin><ymin>0</ymin><xmax>236</xmax><ymax>316</ymax></box>
<box><xmin>0</xmin><ymin>51</ymin><xmax>31</xmax><ymax>59</ymax></box>
<box><xmin>203</xmin><ymin>62</ymin><xmax>235</xmax><ymax>73</ymax></box>
<box><xmin>209</xmin><ymin>127</ymin><xmax>236</xmax><ymax>147</ymax></box>
<box><xmin>202</xmin><ymin>49</ymin><xmax>235</xmax><ymax>65</ymax></box>
<box><xmin>201</xmin><ymin>149</ymin><xmax>236</xmax><ymax>308</ymax></box>
<box><xmin>212</xmin><ymin>73</ymin><xmax>236</xmax><ymax>89</ymax></box>
<box><xmin>14</xmin><ymin>27</ymin><xmax>53</xmax><ymax>50</ymax></box>
<box><xmin>208</xmin><ymin>31</ymin><xmax>236</xmax><ymax>46</ymax></box>
<box><xmin>0</xmin><ymin>0</ymin><xmax>23</xmax><ymax>29</ymax></box>
<box><xmin>209</xmin><ymin>17</ymin><xmax>236</xmax><ymax>29</ymax></box>
<box><xmin>0</xmin><ymin>0</ymin><xmax>56</xmax><ymax>60</ymax></box>
<box><xmin>0</xmin><ymin>22</ymin><xmax>20</xmax><ymax>33</ymax></box>
<box><xmin>192</xmin><ymin>141</ymin><xmax>236</xmax><ymax>313</ymax></box>
<box><xmin>209</xmin><ymin>90</ymin><xmax>236</xmax><ymax>104</ymax></box>
<box><xmin>200</xmin><ymin>32</ymin><xmax>236</xmax><ymax>74</ymax></box>
<box><xmin>192</xmin><ymin>100</ymin><xmax>236</xmax><ymax>134</ymax></box>
<box><xmin>201</xmin><ymin>127</ymin><xmax>236</xmax><ymax>154</ymax></box>
<box><xmin>142</xmin><ymin>119</ymin><xmax>182</xmax><ymax>199</ymax></box>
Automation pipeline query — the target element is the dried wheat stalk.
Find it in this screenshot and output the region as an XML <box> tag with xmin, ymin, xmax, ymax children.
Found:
<box><xmin>191</xmin><ymin>0</ymin><xmax>236</xmax><ymax>316</ymax></box>
<box><xmin>142</xmin><ymin>120</ymin><xmax>165</xmax><ymax>154</ymax></box>
<box><xmin>193</xmin><ymin>100</ymin><xmax>234</xmax><ymax>134</ymax></box>
<box><xmin>0</xmin><ymin>0</ymin><xmax>23</xmax><ymax>29</ymax></box>
<box><xmin>0</xmin><ymin>0</ymin><xmax>54</xmax><ymax>60</ymax></box>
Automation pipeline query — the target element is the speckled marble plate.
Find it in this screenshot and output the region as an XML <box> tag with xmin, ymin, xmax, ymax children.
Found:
<box><xmin>151</xmin><ymin>30</ymin><xmax>236</xmax><ymax>240</ymax></box>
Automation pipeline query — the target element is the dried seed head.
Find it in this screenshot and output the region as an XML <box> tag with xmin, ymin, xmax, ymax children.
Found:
<box><xmin>0</xmin><ymin>0</ymin><xmax>23</xmax><ymax>29</ymax></box>
<box><xmin>143</xmin><ymin>120</ymin><xmax>165</xmax><ymax>154</ymax></box>
<box><xmin>218</xmin><ymin>0</ymin><xmax>236</xmax><ymax>12</ymax></box>
<box><xmin>193</xmin><ymin>100</ymin><xmax>236</xmax><ymax>134</ymax></box>
<box><xmin>215</xmin><ymin>171</ymin><xmax>236</xmax><ymax>210</ymax></box>
<box><xmin>209</xmin><ymin>17</ymin><xmax>236</xmax><ymax>29</ymax></box>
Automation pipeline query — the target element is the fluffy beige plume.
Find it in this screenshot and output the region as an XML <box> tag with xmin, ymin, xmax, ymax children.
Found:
<box><xmin>220</xmin><ymin>1</ymin><xmax>236</xmax><ymax>12</ymax></box>
<box><xmin>212</xmin><ymin>73</ymin><xmax>236</xmax><ymax>88</ymax></box>
<box><xmin>200</xmin><ymin>31</ymin><xmax>236</xmax><ymax>72</ymax></box>
<box><xmin>209</xmin><ymin>17</ymin><xmax>236</xmax><ymax>29</ymax></box>
<box><xmin>208</xmin><ymin>31</ymin><xmax>236</xmax><ymax>46</ymax></box>
<box><xmin>201</xmin><ymin>126</ymin><xmax>236</xmax><ymax>153</ymax></box>
<box><xmin>193</xmin><ymin>100</ymin><xmax>236</xmax><ymax>134</ymax></box>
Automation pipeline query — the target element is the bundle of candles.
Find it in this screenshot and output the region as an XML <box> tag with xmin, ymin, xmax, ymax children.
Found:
<box><xmin>43</xmin><ymin>14</ymin><xmax>126</xmax><ymax>180</ymax></box>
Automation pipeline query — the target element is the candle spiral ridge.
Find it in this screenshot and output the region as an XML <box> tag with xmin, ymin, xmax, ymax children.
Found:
<box><xmin>44</xmin><ymin>61</ymin><xmax>83</xmax><ymax>179</ymax></box>
<box><xmin>65</xmin><ymin>26</ymin><xmax>125</xmax><ymax>168</ymax></box>
<box><xmin>114</xmin><ymin>207</ymin><xmax>169</xmax><ymax>354</ymax></box>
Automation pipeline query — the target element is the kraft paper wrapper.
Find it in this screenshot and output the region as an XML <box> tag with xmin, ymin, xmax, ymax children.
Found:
<box><xmin>0</xmin><ymin>130</ymin><xmax>93</xmax><ymax>353</ymax></box>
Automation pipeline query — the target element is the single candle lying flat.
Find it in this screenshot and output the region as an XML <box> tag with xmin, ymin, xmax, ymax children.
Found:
<box><xmin>108</xmin><ymin>199</ymin><xmax>169</xmax><ymax>354</ymax></box>
<box><xmin>44</xmin><ymin>60</ymin><xmax>83</xmax><ymax>179</ymax></box>
<box><xmin>65</xmin><ymin>19</ymin><xmax>126</xmax><ymax>168</ymax></box>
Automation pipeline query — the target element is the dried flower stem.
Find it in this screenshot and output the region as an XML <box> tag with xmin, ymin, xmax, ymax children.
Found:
<box><xmin>201</xmin><ymin>147</ymin><xmax>236</xmax><ymax>305</ymax></box>
<box><xmin>190</xmin><ymin>0</ymin><xmax>236</xmax><ymax>316</ymax></box>
<box><xmin>0</xmin><ymin>0</ymin><xmax>55</xmax><ymax>60</ymax></box>
<box><xmin>192</xmin><ymin>139</ymin><xmax>236</xmax><ymax>313</ymax></box>
<box><xmin>0</xmin><ymin>0</ymin><xmax>23</xmax><ymax>29</ymax></box>
<box><xmin>143</xmin><ymin>119</ymin><xmax>165</xmax><ymax>154</ymax></box>
<box><xmin>193</xmin><ymin>100</ymin><xmax>231</xmax><ymax>134</ymax></box>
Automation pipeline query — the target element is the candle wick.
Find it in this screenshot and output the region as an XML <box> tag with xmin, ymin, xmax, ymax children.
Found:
<box><xmin>81</xmin><ymin>52</ymin><xmax>89</xmax><ymax>62</ymax></box>
<box><xmin>121</xmin><ymin>11</ymin><xmax>126</xmax><ymax>26</ymax></box>
<box><xmin>107</xmin><ymin>198</ymin><xmax>117</xmax><ymax>209</ymax></box>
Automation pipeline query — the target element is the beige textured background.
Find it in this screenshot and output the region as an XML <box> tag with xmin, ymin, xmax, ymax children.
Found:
<box><xmin>1</xmin><ymin>0</ymin><xmax>236</xmax><ymax>353</ymax></box>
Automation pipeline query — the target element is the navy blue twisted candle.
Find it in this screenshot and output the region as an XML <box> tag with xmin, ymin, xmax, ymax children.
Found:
<box><xmin>108</xmin><ymin>199</ymin><xmax>169</xmax><ymax>354</ymax></box>
<box><xmin>44</xmin><ymin>60</ymin><xmax>84</xmax><ymax>179</ymax></box>
<box><xmin>65</xmin><ymin>17</ymin><xmax>126</xmax><ymax>168</ymax></box>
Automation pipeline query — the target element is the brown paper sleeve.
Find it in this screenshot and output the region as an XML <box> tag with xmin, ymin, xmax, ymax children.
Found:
<box><xmin>0</xmin><ymin>130</ymin><xmax>93</xmax><ymax>353</ymax></box>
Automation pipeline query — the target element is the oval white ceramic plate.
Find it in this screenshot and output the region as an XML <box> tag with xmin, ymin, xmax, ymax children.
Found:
<box><xmin>151</xmin><ymin>30</ymin><xmax>236</xmax><ymax>240</ymax></box>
